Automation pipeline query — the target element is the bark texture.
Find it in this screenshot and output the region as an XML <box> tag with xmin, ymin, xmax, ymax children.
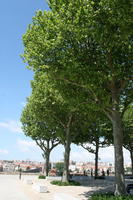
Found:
<box><xmin>94</xmin><ymin>139</ymin><xmax>99</xmax><ymax>178</ymax></box>
<box><xmin>112</xmin><ymin>110</ymin><xmax>126</xmax><ymax>195</ymax></box>
<box><xmin>45</xmin><ymin>150</ymin><xmax>50</xmax><ymax>176</ymax></box>
<box><xmin>62</xmin><ymin>115</ymin><xmax>72</xmax><ymax>182</ymax></box>
<box><xmin>62</xmin><ymin>139</ymin><xmax>71</xmax><ymax>182</ymax></box>
<box><xmin>105</xmin><ymin>80</ymin><xmax>126</xmax><ymax>195</ymax></box>
<box><xmin>130</xmin><ymin>150</ymin><xmax>133</xmax><ymax>175</ymax></box>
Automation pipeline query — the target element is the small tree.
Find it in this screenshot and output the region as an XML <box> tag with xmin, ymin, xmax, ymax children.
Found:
<box><xmin>77</xmin><ymin>116</ymin><xmax>112</xmax><ymax>178</ymax></box>
<box><xmin>55</xmin><ymin>162</ymin><xmax>64</xmax><ymax>176</ymax></box>
<box><xmin>27</xmin><ymin>73</ymin><xmax>86</xmax><ymax>182</ymax></box>
<box><xmin>21</xmin><ymin>101</ymin><xmax>60</xmax><ymax>176</ymax></box>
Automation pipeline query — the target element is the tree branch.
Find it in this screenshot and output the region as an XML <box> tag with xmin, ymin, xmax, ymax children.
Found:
<box><xmin>55</xmin><ymin>76</ymin><xmax>99</xmax><ymax>102</ymax></box>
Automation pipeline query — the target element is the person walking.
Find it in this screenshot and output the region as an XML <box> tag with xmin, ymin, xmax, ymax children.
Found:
<box><xmin>19</xmin><ymin>168</ymin><xmax>22</xmax><ymax>180</ymax></box>
<box><xmin>107</xmin><ymin>169</ymin><xmax>110</xmax><ymax>176</ymax></box>
<box><xmin>102</xmin><ymin>169</ymin><xmax>105</xmax><ymax>176</ymax></box>
<box><xmin>91</xmin><ymin>168</ymin><xmax>93</xmax><ymax>177</ymax></box>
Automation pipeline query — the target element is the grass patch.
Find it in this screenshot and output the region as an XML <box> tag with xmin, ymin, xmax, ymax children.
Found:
<box><xmin>38</xmin><ymin>175</ymin><xmax>46</xmax><ymax>179</ymax></box>
<box><xmin>50</xmin><ymin>180</ymin><xmax>81</xmax><ymax>186</ymax></box>
<box><xmin>90</xmin><ymin>193</ymin><xmax>133</xmax><ymax>200</ymax></box>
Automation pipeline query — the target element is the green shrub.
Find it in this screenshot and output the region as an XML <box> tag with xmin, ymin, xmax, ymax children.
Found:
<box><xmin>38</xmin><ymin>175</ymin><xmax>46</xmax><ymax>179</ymax></box>
<box><xmin>90</xmin><ymin>193</ymin><xmax>133</xmax><ymax>200</ymax></box>
<box><xmin>55</xmin><ymin>162</ymin><xmax>64</xmax><ymax>175</ymax></box>
<box><xmin>50</xmin><ymin>180</ymin><xmax>80</xmax><ymax>186</ymax></box>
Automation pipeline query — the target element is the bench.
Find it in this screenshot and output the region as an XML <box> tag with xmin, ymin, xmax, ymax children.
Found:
<box><xmin>46</xmin><ymin>176</ymin><xmax>62</xmax><ymax>181</ymax></box>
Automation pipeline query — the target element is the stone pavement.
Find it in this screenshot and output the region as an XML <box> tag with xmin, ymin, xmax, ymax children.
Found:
<box><xmin>0</xmin><ymin>174</ymin><xmax>112</xmax><ymax>200</ymax></box>
<box><xmin>0</xmin><ymin>175</ymin><xmax>31</xmax><ymax>200</ymax></box>
<box><xmin>0</xmin><ymin>174</ymin><xmax>132</xmax><ymax>200</ymax></box>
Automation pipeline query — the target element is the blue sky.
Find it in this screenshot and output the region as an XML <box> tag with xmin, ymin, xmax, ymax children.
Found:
<box><xmin>0</xmin><ymin>0</ymin><xmax>131</xmax><ymax>164</ymax></box>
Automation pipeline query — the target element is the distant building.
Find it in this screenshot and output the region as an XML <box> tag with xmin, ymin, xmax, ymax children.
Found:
<box><xmin>3</xmin><ymin>163</ymin><xmax>15</xmax><ymax>172</ymax></box>
<box><xmin>0</xmin><ymin>165</ymin><xmax>3</xmax><ymax>172</ymax></box>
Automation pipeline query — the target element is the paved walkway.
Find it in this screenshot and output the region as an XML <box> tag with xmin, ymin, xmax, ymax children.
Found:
<box><xmin>0</xmin><ymin>175</ymin><xmax>132</xmax><ymax>200</ymax></box>
<box><xmin>0</xmin><ymin>175</ymin><xmax>31</xmax><ymax>200</ymax></box>
<box><xmin>0</xmin><ymin>175</ymin><xmax>114</xmax><ymax>200</ymax></box>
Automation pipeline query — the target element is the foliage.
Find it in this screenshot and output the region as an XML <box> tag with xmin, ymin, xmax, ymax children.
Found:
<box><xmin>50</xmin><ymin>180</ymin><xmax>80</xmax><ymax>186</ymax></box>
<box><xmin>28</xmin><ymin>72</ymin><xmax>85</xmax><ymax>143</ymax></box>
<box><xmin>75</xmin><ymin>115</ymin><xmax>112</xmax><ymax>178</ymax></box>
<box><xmin>123</xmin><ymin>105</ymin><xmax>133</xmax><ymax>151</ymax></box>
<box><xmin>123</xmin><ymin>105</ymin><xmax>133</xmax><ymax>125</ymax></box>
<box><xmin>77</xmin><ymin>114</ymin><xmax>112</xmax><ymax>151</ymax></box>
<box><xmin>21</xmin><ymin>93</ymin><xmax>60</xmax><ymax>176</ymax></box>
<box><xmin>22</xmin><ymin>1</ymin><xmax>133</xmax><ymax>123</ymax></box>
<box><xmin>55</xmin><ymin>162</ymin><xmax>64</xmax><ymax>175</ymax></box>
<box><xmin>21</xmin><ymin>97</ymin><xmax>60</xmax><ymax>156</ymax></box>
<box><xmin>22</xmin><ymin>1</ymin><xmax>133</xmax><ymax>107</ymax></box>
<box><xmin>125</xmin><ymin>167</ymin><xmax>132</xmax><ymax>173</ymax></box>
<box><xmin>23</xmin><ymin>72</ymin><xmax>91</xmax><ymax>182</ymax></box>
<box><xmin>22</xmin><ymin>0</ymin><xmax>133</xmax><ymax>194</ymax></box>
<box><xmin>28</xmin><ymin>73</ymin><xmax>98</xmax><ymax>182</ymax></box>
<box><xmin>21</xmin><ymin>100</ymin><xmax>60</xmax><ymax>144</ymax></box>
<box><xmin>38</xmin><ymin>174</ymin><xmax>46</xmax><ymax>179</ymax></box>
<box><xmin>122</xmin><ymin>105</ymin><xmax>133</xmax><ymax>174</ymax></box>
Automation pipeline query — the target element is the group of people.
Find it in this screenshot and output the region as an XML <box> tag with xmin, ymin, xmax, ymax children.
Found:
<box><xmin>90</xmin><ymin>168</ymin><xmax>110</xmax><ymax>177</ymax></box>
<box><xmin>102</xmin><ymin>169</ymin><xmax>110</xmax><ymax>176</ymax></box>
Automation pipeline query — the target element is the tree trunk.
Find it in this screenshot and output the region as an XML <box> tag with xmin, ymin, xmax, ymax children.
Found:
<box><xmin>62</xmin><ymin>115</ymin><xmax>72</xmax><ymax>182</ymax></box>
<box><xmin>62</xmin><ymin>141</ymin><xmax>71</xmax><ymax>182</ymax></box>
<box><xmin>45</xmin><ymin>150</ymin><xmax>50</xmax><ymax>176</ymax></box>
<box><xmin>44</xmin><ymin>140</ymin><xmax>50</xmax><ymax>176</ymax></box>
<box><xmin>130</xmin><ymin>150</ymin><xmax>133</xmax><ymax>175</ymax></box>
<box><xmin>42</xmin><ymin>154</ymin><xmax>45</xmax><ymax>174</ymax></box>
<box><xmin>94</xmin><ymin>139</ymin><xmax>99</xmax><ymax>178</ymax></box>
<box><xmin>62</xmin><ymin>125</ymin><xmax>72</xmax><ymax>182</ymax></box>
<box><xmin>112</xmin><ymin>110</ymin><xmax>126</xmax><ymax>195</ymax></box>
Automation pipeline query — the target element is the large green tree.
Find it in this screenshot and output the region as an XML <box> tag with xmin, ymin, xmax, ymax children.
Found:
<box><xmin>28</xmin><ymin>73</ymin><xmax>90</xmax><ymax>182</ymax></box>
<box><xmin>21</xmin><ymin>101</ymin><xmax>60</xmax><ymax>176</ymax></box>
<box><xmin>22</xmin><ymin>0</ymin><xmax>133</xmax><ymax>194</ymax></box>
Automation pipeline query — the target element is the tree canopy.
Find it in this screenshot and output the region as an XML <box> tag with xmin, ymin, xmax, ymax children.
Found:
<box><xmin>22</xmin><ymin>0</ymin><xmax>133</xmax><ymax>194</ymax></box>
<box><xmin>21</xmin><ymin>97</ymin><xmax>60</xmax><ymax>175</ymax></box>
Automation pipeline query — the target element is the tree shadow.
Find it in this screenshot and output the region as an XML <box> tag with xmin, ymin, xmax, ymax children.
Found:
<box><xmin>72</xmin><ymin>176</ymin><xmax>115</xmax><ymax>200</ymax></box>
<box><xmin>79</xmin><ymin>184</ymin><xmax>114</xmax><ymax>199</ymax></box>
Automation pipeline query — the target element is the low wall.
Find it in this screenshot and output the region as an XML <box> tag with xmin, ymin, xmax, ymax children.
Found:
<box><xmin>46</xmin><ymin>176</ymin><xmax>62</xmax><ymax>181</ymax></box>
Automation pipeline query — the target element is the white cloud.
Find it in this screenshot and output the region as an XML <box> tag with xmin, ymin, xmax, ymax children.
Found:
<box><xmin>70</xmin><ymin>150</ymin><xmax>95</xmax><ymax>162</ymax></box>
<box><xmin>70</xmin><ymin>145</ymin><xmax>131</xmax><ymax>164</ymax></box>
<box><xmin>50</xmin><ymin>144</ymin><xmax>131</xmax><ymax>164</ymax></box>
<box><xmin>15</xmin><ymin>140</ymin><xmax>131</xmax><ymax>164</ymax></box>
<box><xmin>17</xmin><ymin>139</ymin><xmax>39</xmax><ymax>152</ymax></box>
<box><xmin>69</xmin><ymin>145</ymin><xmax>95</xmax><ymax>162</ymax></box>
<box><xmin>0</xmin><ymin>120</ymin><xmax>22</xmax><ymax>133</ymax></box>
<box><xmin>99</xmin><ymin>146</ymin><xmax>114</xmax><ymax>162</ymax></box>
<box><xmin>50</xmin><ymin>144</ymin><xmax>64</xmax><ymax>162</ymax></box>
<box><xmin>99</xmin><ymin>146</ymin><xmax>131</xmax><ymax>164</ymax></box>
<box><xmin>0</xmin><ymin>149</ymin><xmax>9</xmax><ymax>155</ymax></box>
